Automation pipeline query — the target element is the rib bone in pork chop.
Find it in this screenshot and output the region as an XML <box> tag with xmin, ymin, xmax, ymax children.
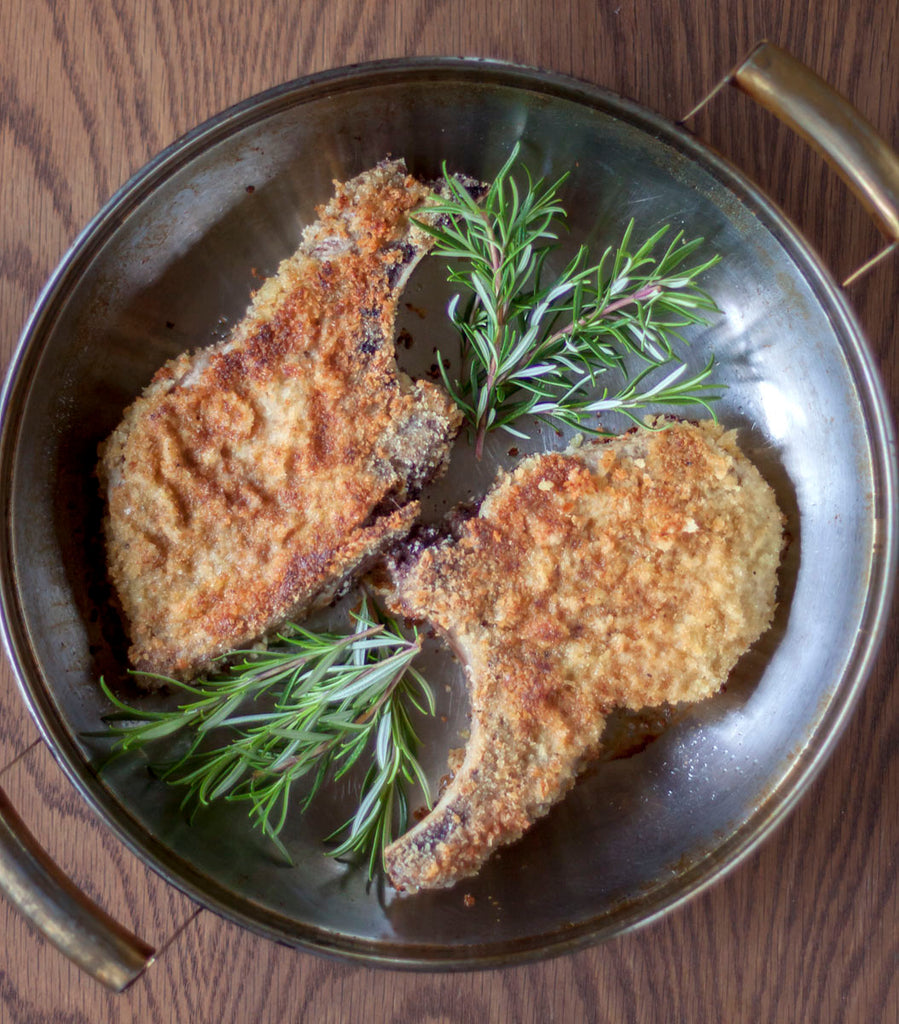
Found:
<box><xmin>99</xmin><ymin>161</ymin><xmax>470</xmax><ymax>681</ymax></box>
<box><xmin>378</xmin><ymin>420</ymin><xmax>784</xmax><ymax>892</ymax></box>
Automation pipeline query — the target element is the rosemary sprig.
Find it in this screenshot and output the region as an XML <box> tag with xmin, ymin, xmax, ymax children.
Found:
<box><xmin>419</xmin><ymin>144</ymin><xmax>723</xmax><ymax>457</ymax></box>
<box><xmin>99</xmin><ymin>597</ymin><xmax>434</xmax><ymax>875</ymax></box>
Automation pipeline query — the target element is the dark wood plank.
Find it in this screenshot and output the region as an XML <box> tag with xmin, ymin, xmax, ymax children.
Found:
<box><xmin>0</xmin><ymin>0</ymin><xmax>896</xmax><ymax>1020</ymax></box>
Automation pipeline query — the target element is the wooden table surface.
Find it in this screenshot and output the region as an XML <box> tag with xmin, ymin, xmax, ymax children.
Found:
<box><xmin>1</xmin><ymin>1</ymin><xmax>896</xmax><ymax>1021</ymax></box>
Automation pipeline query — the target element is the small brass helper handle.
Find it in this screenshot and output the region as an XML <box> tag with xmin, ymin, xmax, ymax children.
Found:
<box><xmin>0</xmin><ymin>783</ymin><xmax>155</xmax><ymax>991</ymax></box>
<box><xmin>684</xmin><ymin>42</ymin><xmax>899</xmax><ymax>285</ymax></box>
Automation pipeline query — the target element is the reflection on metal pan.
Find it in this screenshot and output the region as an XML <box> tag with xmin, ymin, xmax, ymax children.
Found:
<box><xmin>0</xmin><ymin>56</ymin><xmax>895</xmax><ymax>974</ymax></box>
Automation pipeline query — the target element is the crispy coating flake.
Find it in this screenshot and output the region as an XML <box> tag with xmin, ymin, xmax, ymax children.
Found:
<box><xmin>99</xmin><ymin>161</ymin><xmax>463</xmax><ymax>680</ymax></box>
<box><xmin>379</xmin><ymin>421</ymin><xmax>785</xmax><ymax>891</ymax></box>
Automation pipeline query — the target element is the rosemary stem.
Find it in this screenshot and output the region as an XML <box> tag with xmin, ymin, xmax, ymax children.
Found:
<box><xmin>418</xmin><ymin>147</ymin><xmax>722</xmax><ymax>450</ymax></box>
<box><xmin>99</xmin><ymin>597</ymin><xmax>433</xmax><ymax>876</ymax></box>
<box><xmin>478</xmin><ymin>215</ymin><xmax>508</xmax><ymax>460</ymax></box>
<box><xmin>542</xmin><ymin>283</ymin><xmax>663</xmax><ymax>350</ymax></box>
<box><xmin>256</xmin><ymin>636</ymin><xmax>423</xmax><ymax>776</ymax></box>
<box><xmin>601</xmin><ymin>282</ymin><xmax>663</xmax><ymax>315</ymax></box>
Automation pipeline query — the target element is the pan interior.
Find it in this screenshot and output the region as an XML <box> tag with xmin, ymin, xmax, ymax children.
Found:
<box><xmin>1</xmin><ymin>63</ymin><xmax>893</xmax><ymax>964</ymax></box>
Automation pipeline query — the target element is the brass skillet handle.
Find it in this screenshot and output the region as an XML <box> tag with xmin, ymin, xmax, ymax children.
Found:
<box><xmin>0</xmin><ymin>783</ymin><xmax>155</xmax><ymax>991</ymax></box>
<box><xmin>684</xmin><ymin>41</ymin><xmax>899</xmax><ymax>285</ymax></box>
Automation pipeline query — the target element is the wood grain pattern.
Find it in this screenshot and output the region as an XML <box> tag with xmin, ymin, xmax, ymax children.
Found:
<box><xmin>0</xmin><ymin>1</ymin><xmax>896</xmax><ymax>1021</ymax></box>
<box><xmin>0</xmin><ymin>744</ymin><xmax>198</xmax><ymax>943</ymax></box>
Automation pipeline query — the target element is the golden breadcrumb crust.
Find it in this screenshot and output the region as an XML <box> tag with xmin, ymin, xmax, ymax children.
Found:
<box><xmin>99</xmin><ymin>162</ymin><xmax>461</xmax><ymax>680</ymax></box>
<box><xmin>381</xmin><ymin>421</ymin><xmax>785</xmax><ymax>891</ymax></box>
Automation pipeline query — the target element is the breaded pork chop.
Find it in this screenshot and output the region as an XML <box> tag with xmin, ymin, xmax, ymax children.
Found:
<box><xmin>377</xmin><ymin>421</ymin><xmax>784</xmax><ymax>891</ymax></box>
<box><xmin>99</xmin><ymin>161</ymin><xmax>467</xmax><ymax>681</ymax></box>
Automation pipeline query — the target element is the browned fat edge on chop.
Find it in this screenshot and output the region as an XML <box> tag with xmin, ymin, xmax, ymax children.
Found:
<box><xmin>376</xmin><ymin>420</ymin><xmax>785</xmax><ymax>892</ymax></box>
<box><xmin>99</xmin><ymin>160</ymin><xmax>484</xmax><ymax>682</ymax></box>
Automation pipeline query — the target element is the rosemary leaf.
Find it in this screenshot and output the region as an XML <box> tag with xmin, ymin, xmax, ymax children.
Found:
<box><xmin>418</xmin><ymin>143</ymin><xmax>724</xmax><ymax>456</ymax></box>
<box><xmin>97</xmin><ymin>596</ymin><xmax>433</xmax><ymax>877</ymax></box>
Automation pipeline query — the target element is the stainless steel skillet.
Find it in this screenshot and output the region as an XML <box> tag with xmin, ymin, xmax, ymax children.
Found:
<box><xmin>0</xmin><ymin>44</ymin><xmax>895</xmax><ymax>987</ymax></box>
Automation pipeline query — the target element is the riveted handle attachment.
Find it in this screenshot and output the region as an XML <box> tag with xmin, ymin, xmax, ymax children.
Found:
<box><xmin>684</xmin><ymin>41</ymin><xmax>899</xmax><ymax>284</ymax></box>
<box><xmin>0</xmin><ymin>784</ymin><xmax>155</xmax><ymax>991</ymax></box>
